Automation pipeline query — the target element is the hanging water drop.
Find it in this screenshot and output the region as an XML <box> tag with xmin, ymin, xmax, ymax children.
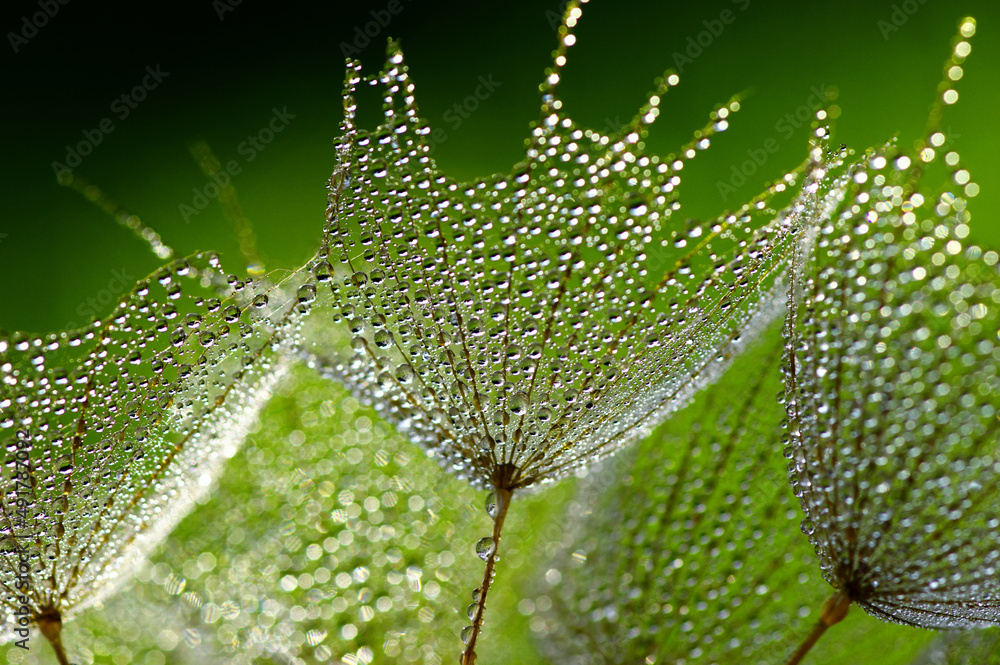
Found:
<box><xmin>485</xmin><ymin>491</ymin><xmax>497</xmax><ymax>519</ymax></box>
<box><xmin>475</xmin><ymin>537</ymin><xmax>496</xmax><ymax>561</ymax></box>
<box><xmin>297</xmin><ymin>284</ymin><xmax>317</xmax><ymax>304</ymax></box>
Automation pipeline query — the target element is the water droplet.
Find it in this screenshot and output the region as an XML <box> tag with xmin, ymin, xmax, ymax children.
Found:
<box><xmin>395</xmin><ymin>363</ymin><xmax>414</xmax><ymax>384</ymax></box>
<box><xmin>484</xmin><ymin>492</ymin><xmax>497</xmax><ymax>519</ymax></box>
<box><xmin>297</xmin><ymin>284</ymin><xmax>317</xmax><ymax>304</ymax></box>
<box><xmin>475</xmin><ymin>537</ymin><xmax>496</xmax><ymax>561</ymax></box>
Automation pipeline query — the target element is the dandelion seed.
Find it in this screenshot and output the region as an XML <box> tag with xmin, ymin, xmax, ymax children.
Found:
<box><xmin>0</xmin><ymin>252</ymin><xmax>299</xmax><ymax>661</ymax></box>
<box><xmin>298</xmin><ymin>2</ymin><xmax>848</xmax><ymax>660</ymax></box>
<box><xmin>781</xmin><ymin>18</ymin><xmax>1000</xmax><ymax>663</ymax></box>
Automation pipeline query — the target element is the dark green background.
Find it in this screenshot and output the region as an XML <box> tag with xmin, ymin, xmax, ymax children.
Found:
<box><xmin>1</xmin><ymin>0</ymin><xmax>999</xmax><ymax>333</ymax></box>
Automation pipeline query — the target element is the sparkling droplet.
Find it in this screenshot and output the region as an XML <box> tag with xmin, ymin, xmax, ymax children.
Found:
<box><xmin>475</xmin><ymin>537</ymin><xmax>496</xmax><ymax>561</ymax></box>
<box><xmin>297</xmin><ymin>284</ymin><xmax>317</xmax><ymax>304</ymax></box>
<box><xmin>484</xmin><ymin>492</ymin><xmax>497</xmax><ymax>519</ymax></box>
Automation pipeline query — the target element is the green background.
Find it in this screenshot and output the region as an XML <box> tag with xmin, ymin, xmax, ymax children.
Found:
<box><xmin>2</xmin><ymin>1</ymin><xmax>1000</xmax><ymax>663</ymax></box>
<box><xmin>1</xmin><ymin>0</ymin><xmax>999</xmax><ymax>333</ymax></box>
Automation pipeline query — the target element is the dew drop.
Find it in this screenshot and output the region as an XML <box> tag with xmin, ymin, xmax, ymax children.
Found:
<box><xmin>297</xmin><ymin>284</ymin><xmax>317</xmax><ymax>304</ymax></box>
<box><xmin>395</xmin><ymin>363</ymin><xmax>414</xmax><ymax>384</ymax></box>
<box><xmin>475</xmin><ymin>537</ymin><xmax>496</xmax><ymax>561</ymax></box>
<box><xmin>509</xmin><ymin>392</ymin><xmax>528</xmax><ymax>415</ymax></box>
<box><xmin>485</xmin><ymin>491</ymin><xmax>497</xmax><ymax>519</ymax></box>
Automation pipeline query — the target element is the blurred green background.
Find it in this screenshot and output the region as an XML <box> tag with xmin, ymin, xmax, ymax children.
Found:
<box><xmin>2</xmin><ymin>2</ymin><xmax>1000</xmax><ymax>663</ymax></box>
<box><xmin>1</xmin><ymin>0</ymin><xmax>999</xmax><ymax>333</ymax></box>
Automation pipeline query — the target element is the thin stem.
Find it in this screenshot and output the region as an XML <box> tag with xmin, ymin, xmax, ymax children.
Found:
<box><xmin>189</xmin><ymin>139</ymin><xmax>264</xmax><ymax>273</ymax></box>
<box><xmin>783</xmin><ymin>620</ymin><xmax>828</xmax><ymax>665</ymax></box>
<box><xmin>37</xmin><ymin>610</ymin><xmax>71</xmax><ymax>665</ymax></box>
<box><xmin>784</xmin><ymin>590</ymin><xmax>851</xmax><ymax>665</ymax></box>
<box><xmin>56</xmin><ymin>172</ymin><xmax>174</xmax><ymax>261</ymax></box>
<box><xmin>460</xmin><ymin>487</ymin><xmax>513</xmax><ymax>665</ymax></box>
